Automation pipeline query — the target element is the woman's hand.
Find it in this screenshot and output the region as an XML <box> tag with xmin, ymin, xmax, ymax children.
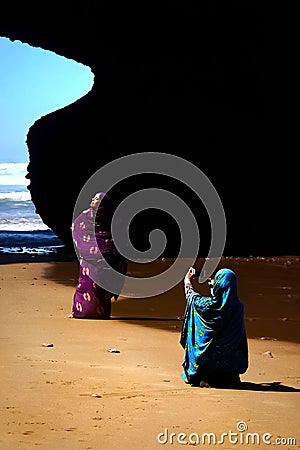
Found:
<box><xmin>184</xmin><ymin>267</ymin><xmax>195</xmax><ymax>283</ymax></box>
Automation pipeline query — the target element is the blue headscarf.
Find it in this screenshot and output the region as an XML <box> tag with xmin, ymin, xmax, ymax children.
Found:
<box><xmin>180</xmin><ymin>268</ymin><xmax>248</xmax><ymax>383</ymax></box>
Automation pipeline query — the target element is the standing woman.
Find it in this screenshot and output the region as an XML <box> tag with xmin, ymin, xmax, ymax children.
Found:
<box><xmin>180</xmin><ymin>267</ymin><xmax>248</xmax><ymax>388</ymax></box>
<box><xmin>70</xmin><ymin>192</ymin><xmax>128</xmax><ymax>319</ymax></box>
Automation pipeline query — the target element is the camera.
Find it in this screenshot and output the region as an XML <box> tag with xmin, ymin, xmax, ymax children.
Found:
<box><xmin>193</xmin><ymin>269</ymin><xmax>202</xmax><ymax>278</ymax></box>
<box><xmin>191</xmin><ymin>268</ymin><xmax>213</xmax><ymax>286</ymax></box>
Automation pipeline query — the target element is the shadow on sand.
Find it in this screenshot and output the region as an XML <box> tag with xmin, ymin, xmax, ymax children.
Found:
<box><xmin>237</xmin><ymin>381</ymin><xmax>300</xmax><ymax>392</ymax></box>
<box><xmin>192</xmin><ymin>381</ymin><xmax>300</xmax><ymax>392</ymax></box>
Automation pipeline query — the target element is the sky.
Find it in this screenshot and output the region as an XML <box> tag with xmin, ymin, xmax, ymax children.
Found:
<box><xmin>0</xmin><ymin>36</ymin><xmax>94</xmax><ymax>164</ymax></box>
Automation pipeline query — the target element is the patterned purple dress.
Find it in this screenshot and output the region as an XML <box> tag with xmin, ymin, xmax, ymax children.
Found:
<box><xmin>71</xmin><ymin>193</ymin><xmax>128</xmax><ymax>319</ymax></box>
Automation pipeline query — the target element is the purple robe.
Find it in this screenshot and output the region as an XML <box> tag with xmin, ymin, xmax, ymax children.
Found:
<box><xmin>71</xmin><ymin>193</ymin><xmax>128</xmax><ymax>319</ymax></box>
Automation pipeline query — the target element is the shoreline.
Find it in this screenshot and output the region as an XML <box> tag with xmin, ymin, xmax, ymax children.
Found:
<box><xmin>0</xmin><ymin>245</ymin><xmax>76</xmax><ymax>265</ymax></box>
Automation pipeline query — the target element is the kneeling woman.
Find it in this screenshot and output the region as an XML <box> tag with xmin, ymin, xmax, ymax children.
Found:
<box><xmin>180</xmin><ymin>267</ymin><xmax>248</xmax><ymax>388</ymax></box>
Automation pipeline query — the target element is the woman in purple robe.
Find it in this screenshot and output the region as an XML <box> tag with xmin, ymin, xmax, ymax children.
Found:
<box><xmin>70</xmin><ymin>192</ymin><xmax>128</xmax><ymax>319</ymax></box>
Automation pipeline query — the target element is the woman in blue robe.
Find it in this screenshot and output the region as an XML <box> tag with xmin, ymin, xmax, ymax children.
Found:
<box><xmin>180</xmin><ymin>267</ymin><xmax>248</xmax><ymax>388</ymax></box>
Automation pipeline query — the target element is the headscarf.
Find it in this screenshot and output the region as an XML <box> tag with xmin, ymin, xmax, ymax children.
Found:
<box><xmin>94</xmin><ymin>192</ymin><xmax>114</xmax><ymax>232</ymax></box>
<box><xmin>180</xmin><ymin>268</ymin><xmax>248</xmax><ymax>381</ymax></box>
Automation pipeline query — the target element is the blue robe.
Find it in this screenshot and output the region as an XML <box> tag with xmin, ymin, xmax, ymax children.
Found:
<box><xmin>180</xmin><ymin>268</ymin><xmax>248</xmax><ymax>385</ymax></box>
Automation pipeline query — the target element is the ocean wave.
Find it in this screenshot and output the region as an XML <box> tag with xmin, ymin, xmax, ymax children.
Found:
<box><xmin>0</xmin><ymin>190</ymin><xmax>31</xmax><ymax>202</ymax></box>
<box><xmin>0</xmin><ymin>162</ymin><xmax>28</xmax><ymax>186</ymax></box>
<box><xmin>0</xmin><ymin>229</ymin><xmax>64</xmax><ymax>248</ymax></box>
<box><xmin>0</xmin><ymin>219</ymin><xmax>49</xmax><ymax>231</ymax></box>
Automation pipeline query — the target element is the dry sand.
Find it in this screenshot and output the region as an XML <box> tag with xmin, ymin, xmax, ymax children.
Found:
<box><xmin>0</xmin><ymin>257</ymin><xmax>299</xmax><ymax>449</ymax></box>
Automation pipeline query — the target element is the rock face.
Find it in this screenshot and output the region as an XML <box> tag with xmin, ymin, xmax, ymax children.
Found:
<box><xmin>0</xmin><ymin>4</ymin><xmax>297</xmax><ymax>256</ymax></box>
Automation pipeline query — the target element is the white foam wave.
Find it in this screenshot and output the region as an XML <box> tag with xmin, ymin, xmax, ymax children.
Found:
<box><xmin>0</xmin><ymin>162</ymin><xmax>28</xmax><ymax>186</ymax></box>
<box><xmin>0</xmin><ymin>191</ymin><xmax>31</xmax><ymax>201</ymax></box>
<box><xmin>0</xmin><ymin>219</ymin><xmax>49</xmax><ymax>231</ymax></box>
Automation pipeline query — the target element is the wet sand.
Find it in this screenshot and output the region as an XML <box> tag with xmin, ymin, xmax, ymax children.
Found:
<box><xmin>0</xmin><ymin>256</ymin><xmax>299</xmax><ymax>449</ymax></box>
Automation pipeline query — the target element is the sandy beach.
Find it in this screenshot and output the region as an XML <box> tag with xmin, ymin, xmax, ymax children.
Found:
<box><xmin>1</xmin><ymin>256</ymin><xmax>299</xmax><ymax>449</ymax></box>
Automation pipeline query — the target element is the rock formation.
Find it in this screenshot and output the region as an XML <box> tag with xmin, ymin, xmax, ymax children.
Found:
<box><xmin>0</xmin><ymin>3</ymin><xmax>297</xmax><ymax>256</ymax></box>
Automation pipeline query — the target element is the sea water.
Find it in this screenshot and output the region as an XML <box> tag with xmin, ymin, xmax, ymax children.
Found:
<box><xmin>0</xmin><ymin>162</ymin><xmax>65</xmax><ymax>255</ymax></box>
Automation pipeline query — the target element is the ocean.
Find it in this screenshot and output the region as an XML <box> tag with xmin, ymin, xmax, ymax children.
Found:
<box><xmin>0</xmin><ymin>162</ymin><xmax>66</xmax><ymax>256</ymax></box>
